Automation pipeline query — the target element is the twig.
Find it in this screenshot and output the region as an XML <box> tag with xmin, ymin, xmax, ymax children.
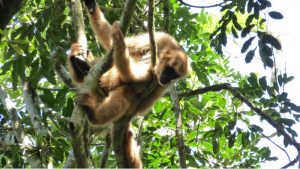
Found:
<box><xmin>170</xmin><ymin>86</ymin><xmax>187</xmax><ymax>168</ymax></box>
<box><xmin>281</xmin><ymin>152</ymin><xmax>300</xmax><ymax>168</ymax></box>
<box><xmin>100</xmin><ymin>133</ymin><xmax>111</xmax><ymax>168</ymax></box>
<box><xmin>177</xmin><ymin>0</ymin><xmax>226</xmax><ymax>8</ymax></box>
<box><xmin>148</xmin><ymin>0</ymin><xmax>157</xmax><ymax>67</ymax></box>
<box><xmin>50</xmin><ymin>50</ymin><xmax>75</xmax><ymax>89</ymax></box>
<box><xmin>119</xmin><ymin>0</ymin><xmax>137</xmax><ymax>35</ymax></box>
<box><xmin>162</xmin><ymin>0</ymin><xmax>169</xmax><ymax>32</ymax></box>
<box><xmin>255</xmin><ymin>127</ymin><xmax>291</xmax><ymax>162</ymax></box>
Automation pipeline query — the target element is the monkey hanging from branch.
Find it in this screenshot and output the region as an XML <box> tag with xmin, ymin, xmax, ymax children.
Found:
<box><xmin>67</xmin><ymin>0</ymin><xmax>190</xmax><ymax>167</ymax></box>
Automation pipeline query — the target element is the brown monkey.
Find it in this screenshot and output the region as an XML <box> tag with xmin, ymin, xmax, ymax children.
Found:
<box><xmin>67</xmin><ymin>0</ymin><xmax>190</xmax><ymax>167</ymax></box>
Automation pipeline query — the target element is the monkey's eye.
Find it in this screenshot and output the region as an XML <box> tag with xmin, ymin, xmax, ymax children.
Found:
<box><xmin>159</xmin><ymin>66</ymin><xmax>180</xmax><ymax>85</ymax></box>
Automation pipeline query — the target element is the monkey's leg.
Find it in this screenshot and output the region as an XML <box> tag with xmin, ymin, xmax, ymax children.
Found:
<box><xmin>83</xmin><ymin>0</ymin><xmax>113</xmax><ymax>51</ymax></box>
<box><xmin>76</xmin><ymin>86</ymin><xmax>137</xmax><ymax>125</ymax></box>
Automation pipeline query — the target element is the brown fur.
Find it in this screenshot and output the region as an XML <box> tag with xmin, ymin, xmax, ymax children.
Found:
<box><xmin>67</xmin><ymin>0</ymin><xmax>190</xmax><ymax>168</ymax></box>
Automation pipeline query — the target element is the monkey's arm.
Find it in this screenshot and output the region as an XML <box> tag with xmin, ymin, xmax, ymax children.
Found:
<box><xmin>83</xmin><ymin>0</ymin><xmax>113</xmax><ymax>51</ymax></box>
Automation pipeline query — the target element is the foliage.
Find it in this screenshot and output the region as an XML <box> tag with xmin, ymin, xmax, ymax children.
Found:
<box><xmin>0</xmin><ymin>0</ymin><xmax>299</xmax><ymax>168</ymax></box>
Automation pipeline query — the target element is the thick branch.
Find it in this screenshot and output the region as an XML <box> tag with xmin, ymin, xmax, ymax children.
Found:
<box><xmin>71</xmin><ymin>0</ymin><xmax>87</xmax><ymax>47</ymax></box>
<box><xmin>22</xmin><ymin>81</ymin><xmax>48</xmax><ymax>136</ymax></box>
<box><xmin>69</xmin><ymin>0</ymin><xmax>90</xmax><ymax>167</ymax></box>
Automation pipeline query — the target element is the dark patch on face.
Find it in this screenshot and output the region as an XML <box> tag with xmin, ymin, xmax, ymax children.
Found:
<box><xmin>70</xmin><ymin>56</ymin><xmax>91</xmax><ymax>82</ymax></box>
<box><xmin>84</xmin><ymin>0</ymin><xmax>97</xmax><ymax>14</ymax></box>
<box><xmin>159</xmin><ymin>66</ymin><xmax>180</xmax><ymax>85</ymax></box>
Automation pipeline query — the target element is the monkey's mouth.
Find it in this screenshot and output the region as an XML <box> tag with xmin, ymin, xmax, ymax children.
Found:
<box><xmin>159</xmin><ymin>66</ymin><xmax>180</xmax><ymax>85</ymax></box>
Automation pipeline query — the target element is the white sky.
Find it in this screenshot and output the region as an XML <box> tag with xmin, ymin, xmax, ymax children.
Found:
<box><xmin>186</xmin><ymin>0</ymin><xmax>300</xmax><ymax>168</ymax></box>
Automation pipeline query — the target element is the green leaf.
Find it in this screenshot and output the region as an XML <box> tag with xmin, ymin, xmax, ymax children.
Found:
<box><xmin>242</xmin><ymin>132</ymin><xmax>250</xmax><ymax>147</ymax></box>
<box><xmin>278</xmin><ymin>92</ymin><xmax>288</xmax><ymax>102</ymax></box>
<box><xmin>253</xmin><ymin>2</ymin><xmax>260</xmax><ymax>19</ymax></box>
<box><xmin>0</xmin><ymin>60</ymin><xmax>13</xmax><ymax>76</ymax></box>
<box><xmin>231</xmin><ymin>26</ymin><xmax>238</xmax><ymax>38</ymax></box>
<box><xmin>241</xmin><ymin>24</ymin><xmax>255</xmax><ymax>38</ymax></box>
<box><xmin>245</xmin><ymin>49</ymin><xmax>255</xmax><ymax>63</ymax></box>
<box><xmin>228</xmin><ymin>133</ymin><xmax>236</xmax><ymax>148</ymax></box>
<box><xmin>12</xmin><ymin>59</ymin><xmax>19</xmax><ymax>90</ymax></box>
<box><xmin>286</xmin><ymin>128</ymin><xmax>298</xmax><ymax>137</ymax></box>
<box><xmin>245</xmin><ymin>14</ymin><xmax>255</xmax><ymax>26</ymax></box>
<box><xmin>10</xmin><ymin>44</ymin><xmax>24</xmax><ymax>55</ymax></box>
<box><xmin>259</xmin><ymin>76</ymin><xmax>267</xmax><ymax>90</ymax></box>
<box><xmin>247</xmin><ymin>73</ymin><xmax>258</xmax><ymax>87</ymax></box>
<box><xmin>241</xmin><ymin>36</ymin><xmax>255</xmax><ymax>53</ymax></box>
<box><xmin>283</xmin><ymin>137</ymin><xmax>289</xmax><ymax>147</ymax></box>
<box><xmin>265</xmin><ymin>57</ymin><xmax>274</xmax><ymax>68</ymax></box>
<box><xmin>251</xmin><ymin>124</ymin><xmax>263</xmax><ymax>132</ymax></box>
<box><xmin>232</xmin><ymin>14</ymin><xmax>242</xmax><ymax>30</ymax></box>
<box><xmin>247</xmin><ymin>0</ymin><xmax>254</xmax><ymax>13</ymax></box>
<box><xmin>264</xmin><ymin>34</ymin><xmax>282</xmax><ymax>50</ymax></box>
<box><xmin>269</xmin><ymin>11</ymin><xmax>284</xmax><ymax>19</ymax></box>
<box><xmin>278</xmin><ymin>118</ymin><xmax>295</xmax><ymax>126</ymax></box>
<box><xmin>212</xmin><ymin>139</ymin><xmax>219</xmax><ymax>154</ymax></box>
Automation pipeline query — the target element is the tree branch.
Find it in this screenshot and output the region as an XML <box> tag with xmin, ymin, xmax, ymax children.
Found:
<box><xmin>100</xmin><ymin>133</ymin><xmax>111</xmax><ymax>168</ymax></box>
<box><xmin>281</xmin><ymin>151</ymin><xmax>300</xmax><ymax>168</ymax></box>
<box><xmin>148</xmin><ymin>0</ymin><xmax>158</xmax><ymax>67</ymax></box>
<box><xmin>170</xmin><ymin>86</ymin><xmax>187</xmax><ymax>168</ymax></box>
<box><xmin>108</xmin><ymin>0</ymin><xmax>138</xmax><ymax>167</ymax></box>
<box><xmin>179</xmin><ymin>83</ymin><xmax>300</xmax><ymax>153</ymax></box>
<box><xmin>51</xmin><ymin>50</ymin><xmax>75</xmax><ymax>89</ymax></box>
<box><xmin>119</xmin><ymin>0</ymin><xmax>137</xmax><ymax>35</ymax></box>
<box><xmin>22</xmin><ymin>81</ymin><xmax>48</xmax><ymax>136</ymax></box>
<box><xmin>0</xmin><ymin>86</ymin><xmax>45</xmax><ymax>167</ymax></box>
<box><xmin>177</xmin><ymin>0</ymin><xmax>226</xmax><ymax>9</ymax></box>
<box><xmin>162</xmin><ymin>0</ymin><xmax>169</xmax><ymax>32</ymax></box>
<box><xmin>69</xmin><ymin>0</ymin><xmax>90</xmax><ymax>167</ymax></box>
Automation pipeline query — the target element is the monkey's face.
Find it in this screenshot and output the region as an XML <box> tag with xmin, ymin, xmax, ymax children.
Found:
<box><xmin>156</xmin><ymin>49</ymin><xmax>189</xmax><ymax>86</ymax></box>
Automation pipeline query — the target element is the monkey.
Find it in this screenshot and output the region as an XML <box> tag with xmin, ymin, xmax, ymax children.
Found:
<box><xmin>67</xmin><ymin>0</ymin><xmax>190</xmax><ymax>167</ymax></box>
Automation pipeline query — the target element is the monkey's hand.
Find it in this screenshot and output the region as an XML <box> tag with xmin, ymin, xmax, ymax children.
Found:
<box><xmin>75</xmin><ymin>93</ymin><xmax>97</xmax><ymax>123</ymax></box>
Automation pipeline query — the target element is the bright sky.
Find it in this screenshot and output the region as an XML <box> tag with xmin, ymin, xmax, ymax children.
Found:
<box><xmin>186</xmin><ymin>0</ymin><xmax>300</xmax><ymax>168</ymax></box>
